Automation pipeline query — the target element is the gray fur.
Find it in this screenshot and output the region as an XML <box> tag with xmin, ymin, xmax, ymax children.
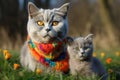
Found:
<box><xmin>27</xmin><ymin>2</ymin><xmax>69</xmax><ymax>43</ymax></box>
<box><xmin>67</xmin><ymin>34</ymin><xmax>107</xmax><ymax>80</ymax></box>
<box><xmin>20</xmin><ymin>2</ymin><xmax>69</xmax><ymax>72</ymax></box>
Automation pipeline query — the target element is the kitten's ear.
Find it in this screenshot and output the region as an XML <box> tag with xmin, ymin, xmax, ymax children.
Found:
<box><xmin>66</xmin><ymin>36</ymin><xmax>74</xmax><ymax>46</ymax></box>
<box><xmin>28</xmin><ymin>2</ymin><xmax>39</xmax><ymax>18</ymax></box>
<box><xmin>85</xmin><ymin>34</ymin><xmax>94</xmax><ymax>43</ymax></box>
<box><xmin>57</xmin><ymin>3</ymin><xmax>70</xmax><ymax>17</ymax></box>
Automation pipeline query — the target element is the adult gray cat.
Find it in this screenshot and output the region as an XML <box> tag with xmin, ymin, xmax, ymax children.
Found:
<box><xmin>67</xmin><ymin>34</ymin><xmax>107</xmax><ymax>80</ymax></box>
<box><xmin>20</xmin><ymin>2</ymin><xmax>69</xmax><ymax>73</ymax></box>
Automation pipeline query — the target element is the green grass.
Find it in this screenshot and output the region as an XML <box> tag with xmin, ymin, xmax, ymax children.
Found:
<box><xmin>0</xmin><ymin>49</ymin><xmax>120</xmax><ymax>80</ymax></box>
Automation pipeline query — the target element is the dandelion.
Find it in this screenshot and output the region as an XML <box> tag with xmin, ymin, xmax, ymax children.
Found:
<box><xmin>36</xmin><ymin>68</ymin><xmax>42</xmax><ymax>74</ymax></box>
<box><xmin>100</xmin><ymin>52</ymin><xmax>105</xmax><ymax>58</ymax></box>
<box><xmin>115</xmin><ymin>52</ymin><xmax>120</xmax><ymax>57</ymax></box>
<box><xmin>108</xmin><ymin>69</ymin><xmax>113</xmax><ymax>73</ymax></box>
<box><xmin>93</xmin><ymin>52</ymin><xmax>97</xmax><ymax>57</ymax></box>
<box><xmin>106</xmin><ymin>57</ymin><xmax>112</xmax><ymax>64</ymax></box>
<box><xmin>14</xmin><ymin>63</ymin><xmax>20</xmax><ymax>70</ymax></box>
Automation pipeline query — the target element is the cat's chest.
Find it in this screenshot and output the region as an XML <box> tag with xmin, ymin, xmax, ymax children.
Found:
<box><xmin>70</xmin><ymin>60</ymin><xmax>92</xmax><ymax>70</ymax></box>
<box><xmin>53</xmin><ymin>45</ymin><xmax>66</xmax><ymax>54</ymax></box>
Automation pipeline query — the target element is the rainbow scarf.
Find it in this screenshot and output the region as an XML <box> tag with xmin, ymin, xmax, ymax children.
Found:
<box><xmin>27</xmin><ymin>36</ymin><xmax>69</xmax><ymax>72</ymax></box>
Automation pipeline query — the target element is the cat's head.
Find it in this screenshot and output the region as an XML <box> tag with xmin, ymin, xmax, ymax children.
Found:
<box><xmin>27</xmin><ymin>2</ymin><xmax>69</xmax><ymax>43</ymax></box>
<box><xmin>67</xmin><ymin>34</ymin><xmax>94</xmax><ymax>61</ymax></box>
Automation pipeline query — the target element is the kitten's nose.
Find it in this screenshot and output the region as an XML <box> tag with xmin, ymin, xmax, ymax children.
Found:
<box><xmin>80</xmin><ymin>48</ymin><xmax>84</xmax><ymax>54</ymax></box>
<box><xmin>81</xmin><ymin>52</ymin><xmax>85</xmax><ymax>54</ymax></box>
<box><xmin>46</xmin><ymin>28</ymin><xmax>51</xmax><ymax>32</ymax></box>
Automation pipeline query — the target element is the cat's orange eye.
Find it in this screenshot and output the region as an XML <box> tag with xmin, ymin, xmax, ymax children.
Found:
<box><xmin>37</xmin><ymin>21</ymin><xmax>44</xmax><ymax>26</ymax></box>
<box><xmin>52</xmin><ymin>21</ymin><xmax>59</xmax><ymax>26</ymax></box>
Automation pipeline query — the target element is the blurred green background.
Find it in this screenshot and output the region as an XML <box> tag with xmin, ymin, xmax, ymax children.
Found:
<box><xmin>0</xmin><ymin>0</ymin><xmax>120</xmax><ymax>50</ymax></box>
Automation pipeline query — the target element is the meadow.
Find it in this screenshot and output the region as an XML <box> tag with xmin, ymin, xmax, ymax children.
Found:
<box><xmin>0</xmin><ymin>49</ymin><xmax>120</xmax><ymax>80</ymax></box>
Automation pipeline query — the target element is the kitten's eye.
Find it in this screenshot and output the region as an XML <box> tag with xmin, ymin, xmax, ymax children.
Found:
<box><xmin>74</xmin><ymin>47</ymin><xmax>79</xmax><ymax>50</ymax></box>
<box><xmin>52</xmin><ymin>21</ymin><xmax>59</xmax><ymax>26</ymax></box>
<box><xmin>84</xmin><ymin>46</ymin><xmax>89</xmax><ymax>49</ymax></box>
<box><xmin>37</xmin><ymin>21</ymin><xmax>44</xmax><ymax>26</ymax></box>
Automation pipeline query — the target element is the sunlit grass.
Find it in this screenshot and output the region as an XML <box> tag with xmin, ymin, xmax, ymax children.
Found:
<box><xmin>94</xmin><ymin>49</ymin><xmax>120</xmax><ymax>80</ymax></box>
<box><xmin>0</xmin><ymin>49</ymin><xmax>120</xmax><ymax>80</ymax></box>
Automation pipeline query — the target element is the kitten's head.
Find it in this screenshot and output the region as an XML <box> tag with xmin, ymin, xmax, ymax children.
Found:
<box><xmin>27</xmin><ymin>2</ymin><xmax>69</xmax><ymax>43</ymax></box>
<box><xmin>67</xmin><ymin>34</ymin><xmax>94</xmax><ymax>61</ymax></box>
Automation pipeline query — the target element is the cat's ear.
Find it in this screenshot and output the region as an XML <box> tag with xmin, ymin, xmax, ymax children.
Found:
<box><xmin>57</xmin><ymin>3</ymin><xmax>70</xmax><ymax>17</ymax></box>
<box><xmin>66</xmin><ymin>36</ymin><xmax>74</xmax><ymax>46</ymax></box>
<box><xmin>28</xmin><ymin>2</ymin><xmax>39</xmax><ymax>18</ymax></box>
<box><xmin>85</xmin><ymin>34</ymin><xmax>94</xmax><ymax>43</ymax></box>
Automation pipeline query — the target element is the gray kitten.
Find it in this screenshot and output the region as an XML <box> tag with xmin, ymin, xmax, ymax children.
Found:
<box><xmin>20</xmin><ymin>2</ymin><xmax>69</xmax><ymax>73</ymax></box>
<box><xmin>67</xmin><ymin>34</ymin><xmax>107</xmax><ymax>80</ymax></box>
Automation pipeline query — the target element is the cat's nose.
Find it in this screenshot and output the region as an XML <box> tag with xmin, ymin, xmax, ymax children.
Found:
<box><xmin>80</xmin><ymin>48</ymin><xmax>84</xmax><ymax>54</ymax></box>
<box><xmin>81</xmin><ymin>52</ymin><xmax>85</xmax><ymax>54</ymax></box>
<box><xmin>46</xmin><ymin>28</ymin><xmax>51</xmax><ymax>32</ymax></box>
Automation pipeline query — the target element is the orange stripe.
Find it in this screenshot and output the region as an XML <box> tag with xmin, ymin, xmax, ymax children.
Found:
<box><xmin>27</xmin><ymin>36</ymin><xmax>69</xmax><ymax>72</ymax></box>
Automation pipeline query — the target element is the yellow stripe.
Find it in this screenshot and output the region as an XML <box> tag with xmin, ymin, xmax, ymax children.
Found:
<box><xmin>34</xmin><ymin>47</ymin><xmax>55</xmax><ymax>59</ymax></box>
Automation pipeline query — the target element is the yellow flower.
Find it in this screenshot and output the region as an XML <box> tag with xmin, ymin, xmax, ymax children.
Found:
<box><xmin>5</xmin><ymin>53</ymin><xmax>12</xmax><ymax>60</ymax></box>
<box><xmin>108</xmin><ymin>69</ymin><xmax>113</xmax><ymax>73</ymax></box>
<box><xmin>14</xmin><ymin>63</ymin><xmax>20</xmax><ymax>70</ymax></box>
<box><xmin>36</xmin><ymin>68</ymin><xmax>42</xmax><ymax>74</ymax></box>
<box><xmin>3</xmin><ymin>49</ymin><xmax>12</xmax><ymax>60</ymax></box>
<box><xmin>106</xmin><ymin>57</ymin><xmax>112</xmax><ymax>64</ymax></box>
<box><xmin>93</xmin><ymin>52</ymin><xmax>97</xmax><ymax>57</ymax></box>
<box><xmin>3</xmin><ymin>49</ymin><xmax>9</xmax><ymax>55</ymax></box>
<box><xmin>100</xmin><ymin>52</ymin><xmax>105</xmax><ymax>58</ymax></box>
<box><xmin>115</xmin><ymin>52</ymin><xmax>120</xmax><ymax>57</ymax></box>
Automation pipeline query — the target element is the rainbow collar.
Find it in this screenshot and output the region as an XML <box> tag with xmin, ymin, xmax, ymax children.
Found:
<box><xmin>27</xmin><ymin>36</ymin><xmax>69</xmax><ymax>72</ymax></box>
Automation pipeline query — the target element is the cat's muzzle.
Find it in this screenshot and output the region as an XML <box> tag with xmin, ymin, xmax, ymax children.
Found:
<box><xmin>43</xmin><ymin>34</ymin><xmax>51</xmax><ymax>38</ymax></box>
